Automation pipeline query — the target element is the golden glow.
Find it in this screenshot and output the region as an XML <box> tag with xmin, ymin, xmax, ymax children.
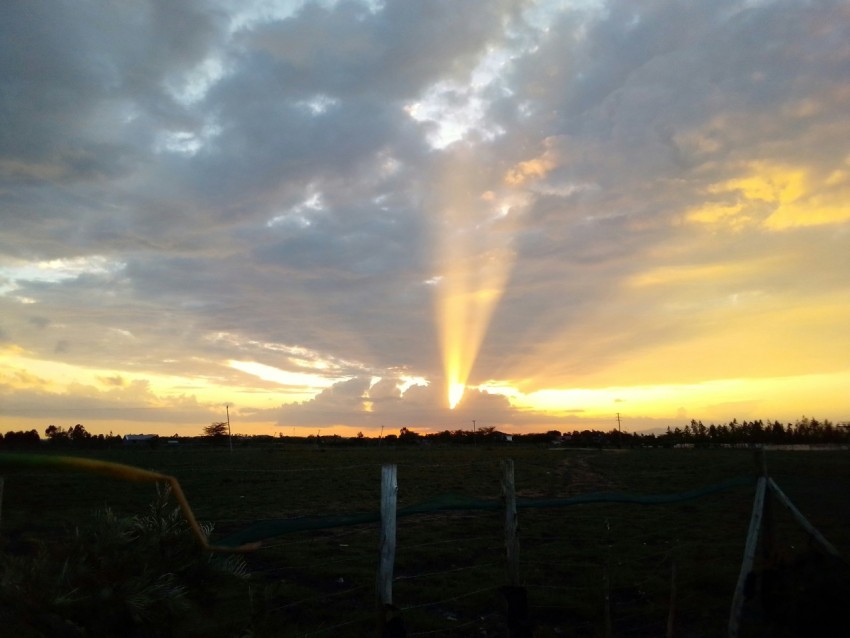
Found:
<box><xmin>715</xmin><ymin>163</ymin><xmax>806</xmax><ymax>203</ymax></box>
<box><xmin>439</xmin><ymin>275</ymin><xmax>511</xmax><ymax>408</ymax></box>
<box><xmin>448</xmin><ymin>382</ymin><xmax>466</xmax><ymax>409</ymax></box>
<box><xmin>504</xmin><ymin>137</ymin><xmax>559</xmax><ymax>187</ymax></box>
<box><xmin>0</xmin><ymin>351</ymin><xmax>235</xmax><ymax>404</ymax></box>
<box><xmin>688</xmin><ymin>161</ymin><xmax>850</xmax><ymax>229</ymax></box>
<box><xmin>398</xmin><ymin>375</ymin><xmax>429</xmax><ymax>394</ymax></box>
<box><xmin>766</xmin><ymin>194</ymin><xmax>850</xmax><ymax>229</ymax></box>
<box><xmin>228</xmin><ymin>360</ymin><xmax>342</xmax><ymax>388</ymax></box>
<box><xmin>434</xmin><ymin>146</ymin><xmax>554</xmax><ymax>408</ymax></box>
<box><xmin>499</xmin><ymin>370</ymin><xmax>850</xmax><ymax>423</ymax></box>
<box><xmin>0</xmin><ymin>349</ymin><xmax>336</xmax><ymax>437</ymax></box>
<box><xmin>628</xmin><ymin>262</ymin><xmax>749</xmax><ymax>287</ymax></box>
<box><xmin>2</xmin><ymin>340</ymin><xmax>849</xmax><ymax>437</ymax></box>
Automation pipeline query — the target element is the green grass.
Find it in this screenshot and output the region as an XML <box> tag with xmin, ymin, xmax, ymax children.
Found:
<box><xmin>1</xmin><ymin>444</ymin><xmax>848</xmax><ymax>636</ymax></box>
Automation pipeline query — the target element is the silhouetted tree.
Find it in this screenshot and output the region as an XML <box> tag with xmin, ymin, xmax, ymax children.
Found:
<box><xmin>69</xmin><ymin>423</ymin><xmax>91</xmax><ymax>442</ymax></box>
<box><xmin>204</xmin><ymin>421</ymin><xmax>228</xmax><ymax>437</ymax></box>
<box><xmin>204</xmin><ymin>421</ymin><xmax>228</xmax><ymax>444</ymax></box>
<box><xmin>399</xmin><ymin>427</ymin><xmax>420</xmax><ymax>443</ymax></box>
<box><xmin>0</xmin><ymin>429</ymin><xmax>40</xmax><ymax>449</ymax></box>
<box><xmin>45</xmin><ymin>424</ymin><xmax>69</xmax><ymax>443</ymax></box>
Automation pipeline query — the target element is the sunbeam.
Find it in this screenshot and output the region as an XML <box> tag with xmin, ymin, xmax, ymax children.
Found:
<box><xmin>432</xmin><ymin>149</ymin><xmax>532</xmax><ymax>409</ymax></box>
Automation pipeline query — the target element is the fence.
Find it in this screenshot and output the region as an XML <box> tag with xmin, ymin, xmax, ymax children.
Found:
<box><xmin>728</xmin><ymin>449</ymin><xmax>844</xmax><ymax>638</ymax></box>
<box><xmin>1</xmin><ymin>447</ymin><xmax>848</xmax><ymax>637</ymax></box>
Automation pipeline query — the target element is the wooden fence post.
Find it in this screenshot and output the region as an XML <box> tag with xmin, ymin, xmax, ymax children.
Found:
<box><xmin>757</xmin><ymin>447</ymin><xmax>775</xmax><ymax>565</ymax></box>
<box><xmin>666</xmin><ymin>559</ymin><xmax>677</xmax><ymax>638</ymax></box>
<box><xmin>728</xmin><ymin>473</ymin><xmax>767</xmax><ymax>637</ymax></box>
<box><xmin>501</xmin><ymin>459</ymin><xmax>531</xmax><ymax>637</ymax></box>
<box><xmin>602</xmin><ymin>565</ymin><xmax>612</xmax><ymax>638</ymax></box>
<box><xmin>377</xmin><ymin>464</ymin><xmax>403</xmax><ymax>636</ymax></box>
<box><xmin>502</xmin><ymin>459</ymin><xmax>519</xmax><ymax>586</ymax></box>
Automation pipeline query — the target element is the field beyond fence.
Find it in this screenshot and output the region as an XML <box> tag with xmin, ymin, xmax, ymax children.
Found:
<box><xmin>2</xmin><ymin>444</ymin><xmax>849</xmax><ymax>637</ymax></box>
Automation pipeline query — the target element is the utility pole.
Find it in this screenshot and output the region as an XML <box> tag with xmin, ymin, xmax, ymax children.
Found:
<box><xmin>616</xmin><ymin>412</ymin><xmax>623</xmax><ymax>449</ymax></box>
<box><xmin>226</xmin><ymin>403</ymin><xmax>233</xmax><ymax>452</ymax></box>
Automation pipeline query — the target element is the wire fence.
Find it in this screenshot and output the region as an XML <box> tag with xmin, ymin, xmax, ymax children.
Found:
<box><xmin>2</xmin><ymin>446</ymin><xmax>848</xmax><ymax>637</ymax></box>
<box><xmin>222</xmin><ymin>450</ymin><xmax>847</xmax><ymax>637</ymax></box>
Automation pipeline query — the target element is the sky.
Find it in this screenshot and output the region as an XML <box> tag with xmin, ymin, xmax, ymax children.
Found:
<box><xmin>2</xmin><ymin>0</ymin><xmax>849</xmax><ymax>438</ymax></box>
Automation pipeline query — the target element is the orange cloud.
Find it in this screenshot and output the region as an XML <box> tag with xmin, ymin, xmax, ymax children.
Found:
<box><xmin>504</xmin><ymin>139</ymin><xmax>559</xmax><ymax>187</ymax></box>
<box><xmin>687</xmin><ymin>161</ymin><xmax>850</xmax><ymax>230</ymax></box>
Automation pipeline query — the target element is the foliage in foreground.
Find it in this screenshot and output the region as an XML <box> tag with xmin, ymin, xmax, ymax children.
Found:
<box><xmin>0</xmin><ymin>486</ymin><xmax>250</xmax><ymax>638</ymax></box>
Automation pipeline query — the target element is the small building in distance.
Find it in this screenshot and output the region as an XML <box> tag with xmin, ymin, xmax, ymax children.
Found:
<box><xmin>123</xmin><ymin>434</ymin><xmax>159</xmax><ymax>446</ymax></box>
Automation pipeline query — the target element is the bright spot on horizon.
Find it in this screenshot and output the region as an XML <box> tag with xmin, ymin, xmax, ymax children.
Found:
<box><xmin>448</xmin><ymin>382</ymin><xmax>466</xmax><ymax>409</ymax></box>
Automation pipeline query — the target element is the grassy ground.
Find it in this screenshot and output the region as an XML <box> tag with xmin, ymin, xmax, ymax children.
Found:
<box><xmin>1</xmin><ymin>443</ymin><xmax>848</xmax><ymax>636</ymax></box>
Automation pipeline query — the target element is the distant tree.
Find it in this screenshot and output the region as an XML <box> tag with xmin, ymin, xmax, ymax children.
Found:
<box><xmin>203</xmin><ymin>421</ymin><xmax>229</xmax><ymax>442</ymax></box>
<box><xmin>45</xmin><ymin>424</ymin><xmax>69</xmax><ymax>442</ymax></box>
<box><xmin>1</xmin><ymin>429</ymin><xmax>40</xmax><ymax>449</ymax></box>
<box><xmin>768</xmin><ymin>421</ymin><xmax>785</xmax><ymax>444</ymax></box>
<box><xmin>435</xmin><ymin>430</ymin><xmax>453</xmax><ymax>443</ymax></box>
<box><xmin>399</xmin><ymin>427</ymin><xmax>420</xmax><ymax>443</ymax></box>
<box><xmin>69</xmin><ymin>423</ymin><xmax>91</xmax><ymax>442</ymax></box>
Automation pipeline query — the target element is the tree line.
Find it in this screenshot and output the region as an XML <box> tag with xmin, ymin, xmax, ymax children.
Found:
<box><xmin>0</xmin><ymin>424</ymin><xmax>123</xmax><ymax>450</ymax></box>
<box><xmin>1</xmin><ymin>416</ymin><xmax>848</xmax><ymax>451</ymax></box>
<box><xmin>325</xmin><ymin>417</ymin><xmax>850</xmax><ymax>448</ymax></box>
<box><xmin>652</xmin><ymin>416</ymin><xmax>850</xmax><ymax>447</ymax></box>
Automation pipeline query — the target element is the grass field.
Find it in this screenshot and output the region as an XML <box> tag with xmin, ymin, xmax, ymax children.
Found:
<box><xmin>2</xmin><ymin>443</ymin><xmax>849</xmax><ymax>636</ymax></box>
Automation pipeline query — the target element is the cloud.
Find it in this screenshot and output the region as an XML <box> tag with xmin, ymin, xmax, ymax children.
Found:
<box><xmin>1</xmin><ymin>0</ymin><xmax>849</xmax><ymax>435</ymax></box>
<box><xmin>0</xmin><ymin>363</ymin><xmax>219</xmax><ymax>426</ymax></box>
<box><xmin>0</xmin><ymin>0</ymin><xmax>223</xmax><ymax>183</ymax></box>
<box><xmin>261</xmin><ymin>374</ymin><xmax>526</xmax><ymax>432</ymax></box>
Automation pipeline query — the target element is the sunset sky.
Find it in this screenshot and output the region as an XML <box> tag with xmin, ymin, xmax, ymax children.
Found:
<box><xmin>2</xmin><ymin>0</ymin><xmax>849</xmax><ymax>438</ymax></box>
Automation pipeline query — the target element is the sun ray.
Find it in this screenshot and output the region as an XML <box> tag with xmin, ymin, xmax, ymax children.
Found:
<box><xmin>432</xmin><ymin>147</ymin><xmax>542</xmax><ymax>408</ymax></box>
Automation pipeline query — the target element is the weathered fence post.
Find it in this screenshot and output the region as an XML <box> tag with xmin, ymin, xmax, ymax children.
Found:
<box><xmin>377</xmin><ymin>464</ymin><xmax>403</xmax><ymax>636</ymax></box>
<box><xmin>666</xmin><ymin>559</ymin><xmax>677</xmax><ymax>638</ymax></box>
<box><xmin>757</xmin><ymin>447</ymin><xmax>776</xmax><ymax>565</ymax></box>
<box><xmin>728</xmin><ymin>456</ymin><xmax>768</xmax><ymax>638</ymax></box>
<box><xmin>501</xmin><ymin>459</ymin><xmax>531</xmax><ymax>637</ymax></box>
<box><xmin>502</xmin><ymin>459</ymin><xmax>519</xmax><ymax>586</ymax></box>
<box><xmin>602</xmin><ymin>565</ymin><xmax>612</xmax><ymax>638</ymax></box>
